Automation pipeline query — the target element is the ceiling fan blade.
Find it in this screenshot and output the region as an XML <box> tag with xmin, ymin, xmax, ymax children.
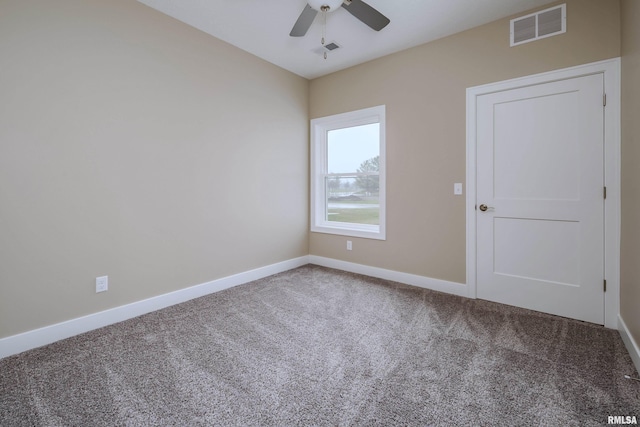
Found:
<box><xmin>290</xmin><ymin>4</ymin><xmax>318</xmax><ymax>37</ymax></box>
<box><xmin>341</xmin><ymin>0</ymin><xmax>390</xmax><ymax>31</ymax></box>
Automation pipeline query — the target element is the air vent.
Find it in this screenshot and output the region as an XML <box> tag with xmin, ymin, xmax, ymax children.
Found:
<box><xmin>324</xmin><ymin>42</ymin><xmax>340</xmax><ymax>51</ymax></box>
<box><xmin>510</xmin><ymin>4</ymin><xmax>566</xmax><ymax>47</ymax></box>
<box><xmin>311</xmin><ymin>41</ymin><xmax>341</xmax><ymax>56</ymax></box>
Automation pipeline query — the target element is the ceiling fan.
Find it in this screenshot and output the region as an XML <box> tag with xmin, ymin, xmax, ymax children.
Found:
<box><xmin>290</xmin><ymin>0</ymin><xmax>390</xmax><ymax>37</ymax></box>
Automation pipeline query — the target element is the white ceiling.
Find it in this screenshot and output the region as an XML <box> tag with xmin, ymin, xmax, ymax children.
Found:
<box><xmin>137</xmin><ymin>0</ymin><xmax>555</xmax><ymax>79</ymax></box>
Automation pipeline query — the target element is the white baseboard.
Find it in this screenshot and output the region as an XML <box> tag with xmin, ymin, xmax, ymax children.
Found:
<box><xmin>0</xmin><ymin>256</ymin><xmax>310</xmax><ymax>360</ymax></box>
<box><xmin>1</xmin><ymin>255</ymin><xmax>467</xmax><ymax>360</ymax></box>
<box><xmin>308</xmin><ymin>255</ymin><xmax>467</xmax><ymax>297</ymax></box>
<box><xmin>619</xmin><ymin>314</ymin><xmax>640</xmax><ymax>374</ymax></box>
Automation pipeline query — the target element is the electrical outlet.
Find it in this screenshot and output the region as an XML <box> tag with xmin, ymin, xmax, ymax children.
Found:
<box><xmin>347</xmin><ymin>240</ymin><xmax>352</xmax><ymax>251</ymax></box>
<box><xmin>96</xmin><ymin>276</ymin><xmax>108</xmax><ymax>293</ymax></box>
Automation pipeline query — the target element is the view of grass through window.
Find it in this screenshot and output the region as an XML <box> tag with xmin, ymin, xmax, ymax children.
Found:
<box><xmin>326</xmin><ymin>124</ymin><xmax>380</xmax><ymax>225</ymax></box>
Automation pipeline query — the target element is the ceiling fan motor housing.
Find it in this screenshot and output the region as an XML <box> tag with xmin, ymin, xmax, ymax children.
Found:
<box><xmin>308</xmin><ymin>0</ymin><xmax>344</xmax><ymax>13</ymax></box>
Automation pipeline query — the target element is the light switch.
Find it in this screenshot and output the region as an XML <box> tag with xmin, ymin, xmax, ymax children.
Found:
<box><xmin>454</xmin><ymin>183</ymin><xmax>463</xmax><ymax>195</ymax></box>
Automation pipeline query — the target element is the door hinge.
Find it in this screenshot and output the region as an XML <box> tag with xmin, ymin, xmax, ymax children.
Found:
<box><xmin>604</xmin><ymin>186</ymin><xmax>607</xmax><ymax>199</ymax></box>
<box><xmin>604</xmin><ymin>279</ymin><xmax>607</xmax><ymax>292</ymax></box>
<box><xmin>603</xmin><ymin>93</ymin><xmax>607</xmax><ymax>107</ymax></box>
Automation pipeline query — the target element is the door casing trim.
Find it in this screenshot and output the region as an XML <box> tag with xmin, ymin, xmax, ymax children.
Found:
<box><xmin>465</xmin><ymin>58</ymin><xmax>621</xmax><ymax>329</ymax></box>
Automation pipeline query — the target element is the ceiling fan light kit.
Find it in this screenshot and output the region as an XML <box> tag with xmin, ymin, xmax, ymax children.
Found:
<box><xmin>308</xmin><ymin>0</ymin><xmax>343</xmax><ymax>12</ymax></box>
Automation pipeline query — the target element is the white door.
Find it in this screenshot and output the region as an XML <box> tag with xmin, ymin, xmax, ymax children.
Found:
<box><xmin>476</xmin><ymin>73</ymin><xmax>605</xmax><ymax>324</ymax></box>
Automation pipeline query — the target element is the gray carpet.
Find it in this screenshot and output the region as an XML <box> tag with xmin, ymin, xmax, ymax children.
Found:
<box><xmin>1</xmin><ymin>265</ymin><xmax>639</xmax><ymax>426</ymax></box>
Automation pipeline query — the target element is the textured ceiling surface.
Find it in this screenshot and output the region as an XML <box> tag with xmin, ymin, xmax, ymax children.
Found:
<box><xmin>137</xmin><ymin>0</ymin><xmax>555</xmax><ymax>79</ymax></box>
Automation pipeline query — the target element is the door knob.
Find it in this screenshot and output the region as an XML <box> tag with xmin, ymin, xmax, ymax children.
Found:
<box><xmin>479</xmin><ymin>204</ymin><xmax>494</xmax><ymax>212</ymax></box>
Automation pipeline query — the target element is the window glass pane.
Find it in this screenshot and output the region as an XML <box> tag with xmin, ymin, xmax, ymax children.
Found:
<box><xmin>326</xmin><ymin>175</ymin><xmax>380</xmax><ymax>225</ymax></box>
<box><xmin>327</xmin><ymin>123</ymin><xmax>379</xmax><ymax>174</ymax></box>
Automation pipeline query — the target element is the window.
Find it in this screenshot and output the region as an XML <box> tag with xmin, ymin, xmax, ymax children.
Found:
<box><xmin>311</xmin><ymin>105</ymin><xmax>386</xmax><ymax>240</ymax></box>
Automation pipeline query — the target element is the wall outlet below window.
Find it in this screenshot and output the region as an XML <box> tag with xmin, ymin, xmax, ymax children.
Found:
<box><xmin>347</xmin><ymin>241</ymin><xmax>353</xmax><ymax>251</ymax></box>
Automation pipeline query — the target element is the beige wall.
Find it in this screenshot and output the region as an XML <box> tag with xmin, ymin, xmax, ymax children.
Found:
<box><xmin>309</xmin><ymin>0</ymin><xmax>620</xmax><ymax>284</ymax></box>
<box><xmin>1</xmin><ymin>0</ymin><xmax>630</xmax><ymax>343</ymax></box>
<box><xmin>621</xmin><ymin>0</ymin><xmax>640</xmax><ymax>350</ymax></box>
<box><xmin>0</xmin><ymin>0</ymin><xmax>309</xmax><ymax>338</ymax></box>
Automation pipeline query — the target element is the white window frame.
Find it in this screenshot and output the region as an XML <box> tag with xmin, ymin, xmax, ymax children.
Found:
<box><xmin>310</xmin><ymin>105</ymin><xmax>386</xmax><ymax>240</ymax></box>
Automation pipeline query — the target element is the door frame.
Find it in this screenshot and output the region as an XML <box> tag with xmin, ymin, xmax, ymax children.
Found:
<box><xmin>465</xmin><ymin>58</ymin><xmax>621</xmax><ymax>329</ymax></box>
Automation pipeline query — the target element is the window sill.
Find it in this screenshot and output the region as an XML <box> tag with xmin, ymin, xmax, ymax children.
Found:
<box><xmin>311</xmin><ymin>223</ymin><xmax>386</xmax><ymax>240</ymax></box>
